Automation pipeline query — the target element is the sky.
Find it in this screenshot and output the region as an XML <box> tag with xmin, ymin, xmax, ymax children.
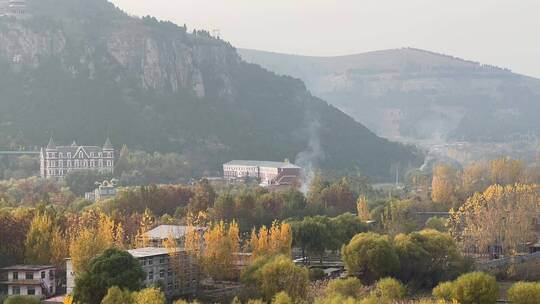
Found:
<box><xmin>110</xmin><ymin>0</ymin><xmax>540</xmax><ymax>78</ymax></box>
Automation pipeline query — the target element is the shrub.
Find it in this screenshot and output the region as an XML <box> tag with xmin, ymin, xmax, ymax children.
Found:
<box><xmin>507</xmin><ymin>282</ymin><xmax>540</xmax><ymax>304</ymax></box>
<box><xmin>373</xmin><ymin>277</ymin><xmax>407</xmax><ymax>300</ymax></box>
<box><xmin>432</xmin><ymin>281</ymin><xmax>455</xmax><ymax>301</ymax></box>
<box><xmin>272</xmin><ymin>292</ymin><xmax>293</xmax><ymax>304</ymax></box>
<box><xmin>325</xmin><ymin>277</ymin><xmax>364</xmax><ymax>299</ymax></box>
<box><xmin>3</xmin><ymin>296</ymin><xmax>40</xmax><ymax>304</ymax></box>
<box><xmin>452</xmin><ymin>272</ymin><xmax>499</xmax><ymax>304</ymax></box>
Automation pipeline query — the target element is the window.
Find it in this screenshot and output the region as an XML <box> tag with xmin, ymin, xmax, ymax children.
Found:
<box><xmin>41</xmin><ymin>271</ymin><xmax>45</xmax><ymax>279</ymax></box>
<box><xmin>13</xmin><ymin>286</ymin><xmax>20</xmax><ymax>295</ymax></box>
<box><xmin>26</xmin><ymin>272</ymin><xmax>34</xmax><ymax>280</ymax></box>
<box><xmin>159</xmin><ymin>257</ymin><xmax>165</xmax><ymax>264</ymax></box>
<box><xmin>59</xmin><ymin>152</ymin><xmax>63</xmax><ymax>158</ymax></box>
<box><xmin>148</xmin><ymin>271</ymin><xmax>153</xmax><ymax>280</ymax></box>
<box><xmin>167</xmin><ymin>268</ymin><xmax>172</xmax><ymax>277</ymax></box>
<box><xmin>107</xmin><ymin>160</ymin><xmax>112</xmax><ymax>167</ymax></box>
<box><xmin>148</xmin><ymin>258</ymin><xmax>153</xmax><ymax>265</ymax></box>
<box><xmin>49</xmin><ymin>270</ymin><xmax>54</xmax><ymax>280</ymax></box>
<box><xmin>159</xmin><ymin>269</ymin><xmax>165</xmax><ymax>278</ymax></box>
<box><xmin>27</xmin><ymin>287</ymin><xmax>35</xmax><ymax>295</ymax></box>
<box><xmin>67</xmin><ymin>152</ymin><xmax>71</xmax><ymax>158</ymax></box>
<box><xmin>12</xmin><ymin>272</ymin><xmax>18</xmax><ymax>280</ymax></box>
<box><xmin>142</xmin><ymin>259</ymin><xmax>147</xmax><ymax>266</ymax></box>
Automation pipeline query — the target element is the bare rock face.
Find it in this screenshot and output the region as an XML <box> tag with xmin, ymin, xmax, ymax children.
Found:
<box><xmin>0</xmin><ymin>17</ymin><xmax>239</xmax><ymax>99</ymax></box>
<box><xmin>0</xmin><ymin>22</ymin><xmax>65</xmax><ymax>67</ymax></box>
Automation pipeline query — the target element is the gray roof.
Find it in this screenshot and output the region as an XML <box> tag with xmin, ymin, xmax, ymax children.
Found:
<box><xmin>47</xmin><ymin>137</ymin><xmax>56</xmax><ymax>149</ymax></box>
<box><xmin>127</xmin><ymin>247</ymin><xmax>172</xmax><ymax>258</ymax></box>
<box><xmin>103</xmin><ymin>138</ymin><xmax>113</xmax><ymax>150</ymax></box>
<box><xmin>1</xmin><ymin>265</ymin><xmax>54</xmax><ymax>271</ymax></box>
<box><xmin>224</xmin><ymin>160</ymin><xmax>300</xmax><ymax>169</ymax></box>
<box><xmin>144</xmin><ymin>225</ymin><xmax>205</xmax><ymax>240</ymax></box>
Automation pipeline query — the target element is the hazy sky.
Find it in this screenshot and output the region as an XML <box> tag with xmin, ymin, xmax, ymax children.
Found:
<box><xmin>110</xmin><ymin>0</ymin><xmax>540</xmax><ymax>78</ymax></box>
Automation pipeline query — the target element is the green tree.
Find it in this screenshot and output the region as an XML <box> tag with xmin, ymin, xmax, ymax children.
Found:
<box><xmin>425</xmin><ymin>217</ymin><xmax>447</xmax><ymax>232</ymax></box>
<box><xmin>372</xmin><ymin>277</ymin><xmax>406</xmax><ymax>301</ymax></box>
<box><xmin>507</xmin><ymin>282</ymin><xmax>540</xmax><ymax>304</ymax></box>
<box><xmin>394</xmin><ymin>229</ymin><xmax>465</xmax><ymax>289</ymax></box>
<box><xmin>101</xmin><ymin>286</ymin><xmax>133</xmax><ymax>304</ymax></box>
<box><xmin>341</xmin><ymin>233</ymin><xmax>399</xmax><ymax>284</ymax></box>
<box><xmin>452</xmin><ymin>272</ymin><xmax>499</xmax><ymax>304</ymax></box>
<box><xmin>432</xmin><ymin>281</ymin><xmax>455</xmax><ymax>301</ymax></box>
<box><xmin>73</xmin><ymin>248</ymin><xmax>146</xmax><ymax>304</ymax></box>
<box><xmin>243</xmin><ymin>255</ymin><xmax>309</xmax><ymax>302</ymax></box>
<box><xmin>65</xmin><ymin>170</ymin><xmax>112</xmax><ymax>196</ymax></box>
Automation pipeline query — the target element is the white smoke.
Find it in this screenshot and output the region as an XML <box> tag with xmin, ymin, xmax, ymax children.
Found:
<box><xmin>295</xmin><ymin>114</ymin><xmax>324</xmax><ymax>194</ymax></box>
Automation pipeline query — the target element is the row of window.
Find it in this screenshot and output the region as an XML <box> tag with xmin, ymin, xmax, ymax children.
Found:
<box><xmin>47</xmin><ymin>167</ymin><xmax>113</xmax><ymax>176</ymax></box>
<box><xmin>47</xmin><ymin>159</ymin><xmax>112</xmax><ymax>168</ymax></box>
<box><xmin>12</xmin><ymin>270</ymin><xmax>53</xmax><ymax>280</ymax></box>
<box><xmin>46</xmin><ymin>151</ymin><xmax>113</xmax><ymax>158</ymax></box>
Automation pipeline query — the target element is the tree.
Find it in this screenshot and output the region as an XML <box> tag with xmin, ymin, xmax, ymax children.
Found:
<box><xmin>325</xmin><ymin>277</ymin><xmax>364</xmax><ymax>299</ymax></box>
<box><xmin>356</xmin><ymin>196</ymin><xmax>370</xmax><ymax>221</ymax></box>
<box><xmin>291</xmin><ymin>216</ymin><xmax>331</xmax><ymax>262</ymax></box>
<box><xmin>432</xmin><ymin>281</ymin><xmax>455</xmax><ymax>301</ymax></box>
<box><xmin>131</xmin><ymin>287</ymin><xmax>166</xmax><ymax>304</ymax></box>
<box><xmin>73</xmin><ymin>248</ymin><xmax>145</xmax><ymax>304</ymax></box>
<box><xmin>188</xmin><ymin>179</ymin><xmax>216</xmax><ymax>214</ymax></box>
<box><xmin>452</xmin><ymin>272</ymin><xmax>499</xmax><ymax>304</ymax></box>
<box><xmin>431</xmin><ymin>164</ymin><xmax>457</xmax><ymax>207</ymax></box>
<box><xmin>65</xmin><ymin>170</ymin><xmax>111</xmax><ymax>196</ymax></box>
<box><xmin>101</xmin><ymin>286</ymin><xmax>133</xmax><ymax>304</ymax></box>
<box><xmin>449</xmin><ymin>184</ymin><xmax>540</xmax><ymax>255</ymax></box>
<box><xmin>425</xmin><ymin>217</ymin><xmax>447</xmax><ymax>232</ymax></box>
<box><xmin>202</xmin><ymin>221</ymin><xmax>238</xmax><ymax>280</ymax></box>
<box><xmin>507</xmin><ymin>282</ymin><xmax>540</xmax><ymax>304</ymax></box>
<box><xmin>213</xmin><ymin>192</ymin><xmax>235</xmax><ymax>221</ymax></box>
<box><xmin>251</xmin><ymin>255</ymin><xmax>309</xmax><ymax>302</ymax></box>
<box><xmin>24</xmin><ymin>213</ymin><xmax>67</xmax><ymax>268</ymax></box>
<box><xmin>341</xmin><ymin>232</ymin><xmax>399</xmax><ymax>284</ymax></box>
<box><xmin>394</xmin><ymin>229</ymin><xmax>465</xmax><ymax>289</ymax></box>
<box><xmin>69</xmin><ymin>213</ymin><xmax>117</xmax><ymax>273</ymax></box>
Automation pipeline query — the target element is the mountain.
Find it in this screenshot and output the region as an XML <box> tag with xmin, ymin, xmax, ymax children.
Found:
<box><xmin>239</xmin><ymin>48</ymin><xmax>540</xmax><ymax>144</ymax></box>
<box><xmin>0</xmin><ymin>0</ymin><xmax>422</xmax><ymax>180</ymax></box>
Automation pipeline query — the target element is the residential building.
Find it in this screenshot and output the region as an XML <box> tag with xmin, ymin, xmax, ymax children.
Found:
<box><xmin>223</xmin><ymin>160</ymin><xmax>301</xmax><ymax>186</ymax></box>
<box><xmin>0</xmin><ymin>265</ymin><xmax>56</xmax><ymax>299</ymax></box>
<box><xmin>40</xmin><ymin>137</ymin><xmax>114</xmax><ymax>179</ymax></box>
<box><xmin>143</xmin><ymin>225</ymin><xmax>206</xmax><ymax>248</ymax></box>
<box><xmin>66</xmin><ymin>247</ymin><xmax>199</xmax><ymax>297</ymax></box>
<box><xmin>84</xmin><ymin>180</ymin><xmax>117</xmax><ymax>202</ymax></box>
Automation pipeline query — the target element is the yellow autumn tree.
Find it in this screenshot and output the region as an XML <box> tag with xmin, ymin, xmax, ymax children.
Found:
<box><xmin>431</xmin><ymin>164</ymin><xmax>457</xmax><ymax>207</ymax></box>
<box><xmin>251</xmin><ymin>222</ymin><xmax>292</xmax><ymax>259</ymax></box>
<box><xmin>135</xmin><ymin>208</ymin><xmax>154</xmax><ymax>248</ymax></box>
<box><xmin>202</xmin><ymin>221</ymin><xmax>239</xmax><ymax>280</ymax></box>
<box><xmin>356</xmin><ymin>196</ymin><xmax>370</xmax><ymax>221</ymax></box>
<box><xmin>461</xmin><ymin>161</ymin><xmax>489</xmax><ymax>198</ymax></box>
<box><xmin>489</xmin><ymin>158</ymin><xmax>525</xmax><ymax>185</ymax></box>
<box><xmin>449</xmin><ymin>184</ymin><xmax>540</xmax><ymax>255</ymax></box>
<box><xmin>24</xmin><ymin>213</ymin><xmax>68</xmax><ymax>268</ymax></box>
<box><xmin>69</xmin><ymin>211</ymin><xmax>116</xmax><ymax>273</ymax></box>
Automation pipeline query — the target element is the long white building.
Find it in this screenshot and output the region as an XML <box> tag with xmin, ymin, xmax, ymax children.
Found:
<box><xmin>223</xmin><ymin>160</ymin><xmax>301</xmax><ymax>186</ymax></box>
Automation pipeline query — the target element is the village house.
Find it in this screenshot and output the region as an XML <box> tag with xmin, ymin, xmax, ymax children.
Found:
<box><xmin>0</xmin><ymin>265</ymin><xmax>56</xmax><ymax>299</ymax></box>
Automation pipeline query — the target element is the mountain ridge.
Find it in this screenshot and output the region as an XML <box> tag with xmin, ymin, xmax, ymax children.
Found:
<box><xmin>0</xmin><ymin>0</ymin><xmax>422</xmax><ymax>181</ymax></box>
<box><xmin>239</xmin><ymin>47</ymin><xmax>540</xmax><ymax>143</ymax></box>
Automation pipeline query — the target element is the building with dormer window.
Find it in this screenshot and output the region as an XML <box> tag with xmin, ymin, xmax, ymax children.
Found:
<box><xmin>40</xmin><ymin>138</ymin><xmax>114</xmax><ymax>179</ymax></box>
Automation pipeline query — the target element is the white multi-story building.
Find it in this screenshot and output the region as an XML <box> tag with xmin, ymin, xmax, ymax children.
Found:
<box><xmin>223</xmin><ymin>160</ymin><xmax>301</xmax><ymax>186</ymax></box>
<box><xmin>66</xmin><ymin>248</ymin><xmax>198</xmax><ymax>297</ymax></box>
<box><xmin>0</xmin><ymin>265</ymin><xmax>56</xmax><ymax>299</ymax></box>
<box><xmin>0</xmin><ymin>0</ymin><xmax>27</xmax><ymax>17</ymax></box>
<box><xmin>40</xmin><ymin>138</ymin><xmax>114</xmax><ymax>179</ymax></box>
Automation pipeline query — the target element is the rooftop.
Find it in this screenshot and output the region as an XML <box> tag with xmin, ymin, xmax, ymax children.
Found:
<box><xmin>224</xmin><ymin>160</ymin><xmax>301</xmax><ymax>169</ymax></box>
<box><xmin>127</xmin><ymin>247</ymin><xmax>180</xmax><ymax>258</ymax></box>
<box><xmin>0</xmin><ymin>265</ymin><xmax>54</xmax><ymax>271</ymax></box>
<box><xmin>144</xmin><ymin>225</ymin><xmax>205</xmax><ymax>240</ymax></box>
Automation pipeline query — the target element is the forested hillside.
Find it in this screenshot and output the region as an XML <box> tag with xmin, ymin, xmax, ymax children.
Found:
<box><xmin>239</xmin><ymin>48</ymin><xmax>540</xmax><ymax>143</ymax></box>
<box><xmin>0</xmin><ymin>0</ymin><xmax>422</xmax><ymax>180</ymax></box>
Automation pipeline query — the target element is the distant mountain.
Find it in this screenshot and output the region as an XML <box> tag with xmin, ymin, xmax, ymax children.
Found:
<box><xmin>0</xmin><ymin>0</ymin><xmax>422</xmax><ymax>180</ymax></box>
<box><xmin>239</xmin><ymin>48</ymin><xmax>540</xmax><ymax>144</ymax></box>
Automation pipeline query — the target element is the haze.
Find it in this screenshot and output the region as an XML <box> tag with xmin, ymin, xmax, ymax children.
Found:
<box><xmin>110</xmin><ymin>0</ymin><xmax>540</xmax><ymax>78</ymax></box>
